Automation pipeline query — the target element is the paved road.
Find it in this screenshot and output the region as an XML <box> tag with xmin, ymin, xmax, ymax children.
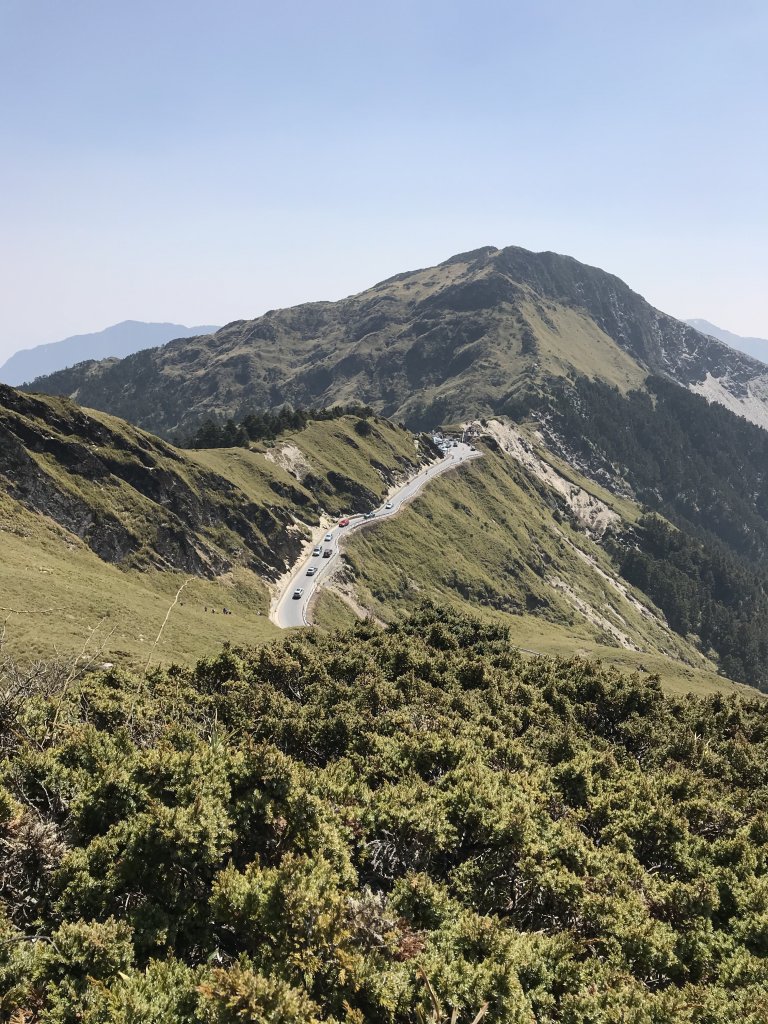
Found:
<box><xmin>274</xmin><ymin>442</ymin><xmax>482</xmax><ymax>629</ymax></box>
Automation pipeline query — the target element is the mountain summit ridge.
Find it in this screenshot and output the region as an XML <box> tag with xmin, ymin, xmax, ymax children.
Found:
<box><xmin>685</xmin><ymin>318</ymin><xmax>768</xmax><ymax>365</ymax></box>
<box><xmin>22</xmin><ymin>245</ymin><xmax>768</xmax><ymax>436</ymax></box>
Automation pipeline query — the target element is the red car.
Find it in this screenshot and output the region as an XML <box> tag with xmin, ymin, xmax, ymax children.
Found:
<box><xmin>338</xmin><ymin>517</ymin><xmax>350</xmax><ymax>527</ymax></box>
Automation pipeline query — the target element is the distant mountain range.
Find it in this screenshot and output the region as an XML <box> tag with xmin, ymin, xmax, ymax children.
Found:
<box><xmin>21</xmin><ymin>245</ymin><xmax>768</xmax><ymax>437</ymax></box>
<box><xmin>0</xmin><ymin>320</ymin><xmax>219</xmax><ymax>386</ymax></box>
<box><xmin>685</xmin><ymin>318</ymin><xmax>768</xmax><ymax>365</ymax></box>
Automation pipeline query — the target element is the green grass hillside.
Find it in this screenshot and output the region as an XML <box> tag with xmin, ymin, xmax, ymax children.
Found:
<box><xmin>327</xmin><ymin>434</ymin><xmax>757</xmax><ymax>698</ymax></box>
<box><xmin>2</xmin><ymin>382</ymin><xmax>763</xmax><ymax>698</ymax></box>
<box><xmin>0</xmin><ymin>388</ymin><xmax>429</xmax><ymax>666</ymax></box>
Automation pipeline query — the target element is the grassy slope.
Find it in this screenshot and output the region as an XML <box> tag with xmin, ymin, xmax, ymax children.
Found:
<box><xmin>334</xmin><ymin>447</ymin><xmax>757</xmax><ymax>698</ymax></box>
<box><xmin>191</xmin><ymin>417</ymin><xmax>423</xmax><ymax>501</ymax></box>
<box><xmin>311</xmin><ymin>589</ymin><xmax>361</xmax><ymax>632</ymax></box>
<box><xmin>521</xmin><ymin>298</ymin><xmax>645</xmax><ymax>390</ymax></box>
<box><xmin>351</xmin><ymin>289</ymin><xmax>647</xmax><ymax>424</ymax></box>
<box><xmin>0</xmin><ymin>492</ymin><xmax>280</xmax><ymax>666</ymax></box>
<box><xmin>0</xmin><ymin>409</ymin><xmax>425</xmax><ymax>667</ymax></box>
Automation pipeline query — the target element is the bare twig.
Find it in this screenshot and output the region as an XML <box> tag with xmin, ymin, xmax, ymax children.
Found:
<box><xmin>48</xmin><ymin>618</ymin><xmax>112</xmax><ymax>735</ymax></box>
<box><xmin>0</xmin><ymin>932</ymin><xmax>63</xmax><ymax>956</ymax></box>
<box><xmin>144</xmin><ymin>579</ymin><xmax>191</xmax><ymax>673</ymax></box>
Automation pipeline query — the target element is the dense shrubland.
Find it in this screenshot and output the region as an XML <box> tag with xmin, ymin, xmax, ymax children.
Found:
<box><xmin>1</xmin><ymin>605</ymin><xmax>768</xmax><ymax>1022</ymax></box>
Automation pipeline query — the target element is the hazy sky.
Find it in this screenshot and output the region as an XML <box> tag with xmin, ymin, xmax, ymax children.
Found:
<box><xmin>2</xmin><ymin>0</ymin><xmax>767</xmax><ymax>362</ymax></box>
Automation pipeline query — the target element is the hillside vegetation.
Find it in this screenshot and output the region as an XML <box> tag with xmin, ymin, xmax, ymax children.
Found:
<box><xmin>2</xmin><ymin>608</ymin><xmax>768</xmax><ymax>1022</ymax></box>
<box><xmin>530</xmin><ymin>377</ymin><xmax>768</xmax><ymax>690</ymax></box>
<box><xmin>0</xmin><ymin>385</ymin><xmax>429</xmax><ymax>665</ymax></box>
<box><xmin>3</xmin><ymin>381</ymin><xmax>763</xmax><ymax>696</ymax></box>
<box><xmin>330</xmin><ymin>433</ymin><xmax>750</xmax><ymax>697</ymax></box>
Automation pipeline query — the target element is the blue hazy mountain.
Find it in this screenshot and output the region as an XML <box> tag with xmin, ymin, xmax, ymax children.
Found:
<box><xmin>0</xmin><ymin>320</ymin><xmax>219</xmax><ymax>386</ymax></box>
<box><xmin>686</xmin><ymin>319</ymin><xmax>768</xmax><ymax>366</ymax></box>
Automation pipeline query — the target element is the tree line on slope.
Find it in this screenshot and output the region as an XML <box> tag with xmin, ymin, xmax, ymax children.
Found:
<box><xmin>1</xmin><ymin>605</ymin><xmax>768</xmax><ymax>1023</ymax></box>
<box><xmin>539</xmin><ymin>376</ymin><xmax>768</xmax><ymax>690</ymax></box>
<box><xmin>183</xmin><ymin>404</ymin><xmax>376</xmax><ymax>449</ymax></box>
<box><xmin>613</xmin><ymin>515</ymin><xmax>768</xmax><ymax>691</ymax></box>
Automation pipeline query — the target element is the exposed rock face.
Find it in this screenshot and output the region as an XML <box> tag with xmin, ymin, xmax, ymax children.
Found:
<box><xmin>23</xmin><ymin>245</ymin><xmax>768</xmax><ymax>435</ymax></box>
<box><xmin>0</xmin><ymin>385</ymin><xmax>304</xmax><ymax>579</ymax></box>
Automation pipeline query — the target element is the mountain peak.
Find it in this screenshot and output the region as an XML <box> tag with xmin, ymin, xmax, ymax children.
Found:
<box><xmin>440</xmin><ymin>245</ymin><xmax>500</xmax><ymax>266</ymax></box>
<box><xmin>20</xmin><ymin>245</ymin><xmax>768</xmax><ymax>438</ymax></box>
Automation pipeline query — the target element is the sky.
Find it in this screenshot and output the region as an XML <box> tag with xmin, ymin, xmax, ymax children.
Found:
<box><xmin>1</xmin><ymin>0</ymin><xmax>767</xmax><ymax>362</ymax></box>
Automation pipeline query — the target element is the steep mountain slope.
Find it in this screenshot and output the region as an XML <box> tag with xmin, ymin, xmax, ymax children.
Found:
<box><xmin>24</xmin><ymin>245</ymin><xmax>768</xmax><ymax>435</ymax></box>
<box><xmin>1</xmin><ymin>381</ymin><xmax>754</xmax><ymax>697</ymax></box>
<box><xmin>316</xmin><ymin>424</ymin><xmax>751</xmax><ymax>697</ymax></box>
<box><xmin>687</xmin><ymin>317</ymin><xmax>768</xmax><ymax>364</ymax></box>
<box><xmin>0</xmin><ymin>385</ymin><xmax>430</xmax><ymax>664</ymax></box>
<box><xmin>0</xmin><ymin>320</ymin><xmax>219</xmax><ymax>386</ymax></box>
<box><xmin>317</xmin><ymin>376</ymin><xmax>768</xmax><ymax>694</ymax></box>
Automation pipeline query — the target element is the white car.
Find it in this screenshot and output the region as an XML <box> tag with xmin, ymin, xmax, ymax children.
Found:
<box><xmin>324</xmin><ymin>532</ymin><xmax>333</xmax><ymax>542</ymax></box>
<box><xmin>385</xmin><ymin>501</ymin><xmax>393</xmax><ymax>510</ymax></box>
<box><xmin>306</xmin><ymin>566</ymin><xmax>317</xmax><ymax>576</ymax></box>
<box><xmin>292</xmin><ymin>588</ymin><xmax>304</xmax><ymax>599</ymax></box>
<box><xmin>312</xmin><ymin>546</ymin><xmax>322</xmax><ymax>556</ymax></box>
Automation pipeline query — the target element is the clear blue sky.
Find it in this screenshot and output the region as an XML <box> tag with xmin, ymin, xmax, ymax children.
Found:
<box><xmin>2</xmin><ymin>0</ymin><xmax>767</xmax><ymax>360</ymax></box>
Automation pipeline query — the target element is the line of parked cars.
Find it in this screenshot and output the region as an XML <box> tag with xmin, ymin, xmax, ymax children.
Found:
<box><xmin>290</xmin><ymin>483</ymin><xmax>410</xmax><ymax>601</ymax></box>
<box><xmin>294</xmin><ymin>538</ymin><xmax>336</xmax><ymax>597</ymax></box>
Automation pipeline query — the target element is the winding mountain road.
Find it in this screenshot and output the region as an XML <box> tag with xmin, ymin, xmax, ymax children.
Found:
<box><xmin>273</xmin><ymin>442</ymin><xmax>481</xmax><ymax>628</ymax></box>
